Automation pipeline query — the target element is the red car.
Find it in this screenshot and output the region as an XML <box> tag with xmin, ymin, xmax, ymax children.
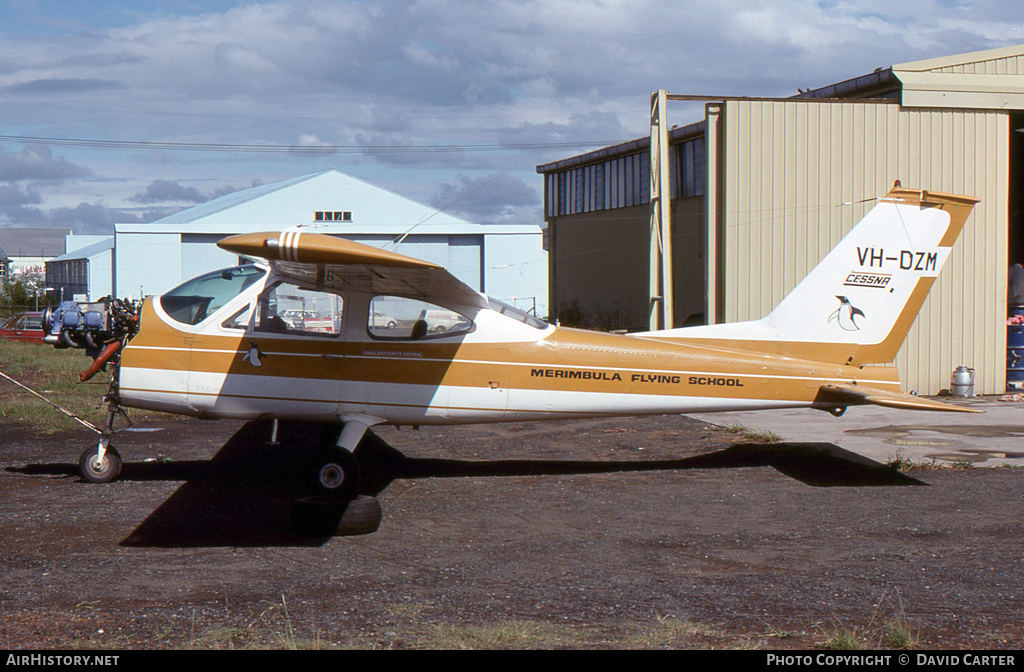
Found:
<box><xmin>0</xmin><ymin>312</ymin><xmax>45</xmax><ymax>343</ymax></box>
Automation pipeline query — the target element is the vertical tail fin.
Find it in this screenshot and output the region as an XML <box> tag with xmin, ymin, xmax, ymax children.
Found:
<box><xmin>647</xmin><ymin>187</ymin><xmax>979</xmax><ymax>365</ymax></box>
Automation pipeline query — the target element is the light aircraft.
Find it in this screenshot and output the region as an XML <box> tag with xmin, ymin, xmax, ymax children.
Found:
<box><xmin>43</xmin><ymin>185</ymin><xmax>978</xmax><ymax>504</ymax></box>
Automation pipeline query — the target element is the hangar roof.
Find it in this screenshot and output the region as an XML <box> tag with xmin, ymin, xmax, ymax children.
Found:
<box><xmin>49</xmin><ymin>237</ymin><xmax>114</xmax><ymax>263</ymax></box>
<box><xmin>117</xmin><ymin>169</ymin><xmax>537</xmax><ymax>236</ymax></box>
<box><xmin>891</xmin><ymin>43</ymin><xmax>1024</xmax><ymax>109</ymax></box>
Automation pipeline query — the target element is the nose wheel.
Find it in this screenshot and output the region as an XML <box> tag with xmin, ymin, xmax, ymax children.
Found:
<box><xmin>79</xmin><ymin>444</ymin><xmax>122</xmax><ymax>483</ymax></box>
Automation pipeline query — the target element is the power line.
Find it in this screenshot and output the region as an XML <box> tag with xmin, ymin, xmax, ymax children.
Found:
<box><xmin>1</xmin><ymin>101</ymin><xmax>648</xmax><ymax>122</ymax></box>
<box><xmin>0</xmin><ymin>133</ymin><xmax>618</xmax><ymax>155</ymax></box>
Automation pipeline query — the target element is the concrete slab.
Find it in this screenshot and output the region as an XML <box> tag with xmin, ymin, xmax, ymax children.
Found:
<box><xmin>687</xmin><ymin>395</ymin><xmax>1024</xmax><ymax>467</ymax></box>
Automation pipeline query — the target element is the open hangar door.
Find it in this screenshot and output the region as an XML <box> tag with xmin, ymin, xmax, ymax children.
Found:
<box><xmin>1010</xmin><ymin>112</ymin><xmax>1024</xmax><ymax>276</ymax></box>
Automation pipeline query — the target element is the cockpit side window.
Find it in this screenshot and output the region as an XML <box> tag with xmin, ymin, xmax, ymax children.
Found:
<box><xmin>253</xmin><ymin>281</ymin><xmax>344</xmax><ymax>337</ymax></box>
<box><xmin>160</xmin><ymin>265</ymin><xmax>266</xmax><ymax>326</ymax></box>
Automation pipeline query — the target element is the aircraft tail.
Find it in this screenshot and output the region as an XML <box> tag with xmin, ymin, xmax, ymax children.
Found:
<box><xmin>645</xmin><ymin>186</ymin><xmax>978</xmax><ymax>366</ymax></box>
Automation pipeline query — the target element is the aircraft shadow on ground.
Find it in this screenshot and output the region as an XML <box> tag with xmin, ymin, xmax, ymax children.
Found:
<box><xmin>6</xmin><ymin>419</ymin><xmax>924</xmax><ymax>548</ymax></box>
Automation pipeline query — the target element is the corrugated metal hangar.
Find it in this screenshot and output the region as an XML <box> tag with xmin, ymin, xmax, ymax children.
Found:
<box><xmin>114</xmin><ymin>169</ymin><xmax>547</xmax><ymax>318</ymax></box>
<box><xmin>538</xmin><ymin>43</ymin><xmax>1024</xmax><ymax>396</ymax></box>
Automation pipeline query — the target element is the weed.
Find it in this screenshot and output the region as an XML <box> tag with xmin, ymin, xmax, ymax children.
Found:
<box><xmin>883</xmin><ymin>617</ymin><xmax>921</xmax><ymax>649</ymax></box>
<box><xmin>745</xmin><ymin>429</ymin><xmax>782</xmax><ymax>444</ymax></box>
<box><xmin>817</xmin><ymin>588</ymin><xmax>923</xmax><ymax>650</ymax></box>
<box><xmin>627</xmin><ymin>615</ymin><xmax>719</xmax><ymax>647</ymax></box>
<box><xmin>820</xmin><ymin>621</ymin><xmax>865</xmax><ymax>649</ymax></box>
<box><xmin>886</xmin><ymin>449</ymin><xmax>915</xmax><ymax>471</ymax></box>
<box><xmin>875</xmin><ymin>588</ymin><xmax>921</xmax><ymax>649</ymax></box>
<box><xmin>421</xmin><ymin>619</ymin><xmax>567</xmax><ymax>649</ymax></box>
<box><xmin>714</xmin><ymin>423</ymin><xmax>782</xmax><ymax>444</ymax></box>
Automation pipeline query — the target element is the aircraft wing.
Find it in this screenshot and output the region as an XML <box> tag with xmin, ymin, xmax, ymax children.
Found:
<box><xmin>217</xmin><ymin>230</ymin><xmax>488</xmax><ymax>308</ymax></box>
<box><xmin>816</xmin><ymin>384</ymin><xmax>981</xmax><ymax>413</ymax></box>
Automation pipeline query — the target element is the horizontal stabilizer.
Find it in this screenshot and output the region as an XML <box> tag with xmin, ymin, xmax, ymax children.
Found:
<box><xmin>815</xmin><ymin>384</ymin><xmax>982</xmax><ymax>413</ymax></box>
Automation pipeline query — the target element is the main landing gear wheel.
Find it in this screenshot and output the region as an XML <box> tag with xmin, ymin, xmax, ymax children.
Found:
<box><xmin>79</xmin><ymin>445</ymin><xmax>122</xmax><ymax>483</ymax></box>
<box><xmin>309</xmin><ymin>447</ymin><xmax>362</xmax><ymax>502</ymax></box>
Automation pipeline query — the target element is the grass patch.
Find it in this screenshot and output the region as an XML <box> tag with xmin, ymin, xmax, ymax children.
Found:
<box><xmin>419</xmin><ymin>619</ymin><xmax>572</xmax><ymax>649</ymax></box>
<box><xmin>193</xmin><ymin>596</ymin><xmax>327</xmax><ymax>650</ymax></box>
<box><xmin>886</xmin><ymin>449</ymin><xmax>916</xmax><ymax>471</ymax></box>
<box><xmin>0</xmin><ymin>340</ymin><xmax>114</xmax><ymax>432</ymax></box>
<box><xmin>820</xmin><ymin>621</ymin><xmax>866</xmax><ymax>649</ymax></box>
<box><xmin>625</xmin><ymin>616</ymin><xmax>724</xmax><ymax>648</ymax></box>
<box><xmin>818</xmin><ymin>589</ymin><xmax>923</xmax><ymax>650</ymax></box>
<box><xmin>715</xmin><ymin>422</ymin><xmax>782</xmax><ymax>444</ymax></box>
<box><xmin>0</xmin><ymin>339</ymin><xmax>173</xmax><ymax>432</ymax></box>
<box><xmin>886</xmin><ymin>449</ymin><xmax>992</xmax><ymax>472</ymax></box>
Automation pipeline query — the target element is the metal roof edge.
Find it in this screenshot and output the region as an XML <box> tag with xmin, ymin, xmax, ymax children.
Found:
<box><xmin>792</xmin><ymin>68</ymin><xmax>899</xmax><ymax>100</ymax></box>
<box><xmin>49</xmin><ymin>237</ymin><xmax>114</xmax><ymax>262</ymax></box>
<box><xmin>536</xmin><ymin>120</ymin><xmax>706</xmax><ymax>174</ymax></box>
<box><xmin>893</xmin><ymin>43</ymin><xmax>1024</xmax><ymax>73</ymax></box>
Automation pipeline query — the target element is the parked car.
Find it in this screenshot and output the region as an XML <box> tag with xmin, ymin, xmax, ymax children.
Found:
<box><xmin>370</xmin><ymin>311</ymin><xmax>398</xmax><ymax>330</ymax></box>
<box><xmin>418</xmin><ymin>308</ymin><xmax>471</xmax><ymax>334</ymax></box>
<box><xmin>0</xmin><ymin>312</ymin><xmax>45</xmax><ymax>343</ymax></box>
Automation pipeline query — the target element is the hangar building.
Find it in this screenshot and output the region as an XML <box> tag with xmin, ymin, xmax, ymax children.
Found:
<box><xmin>538</xmin><ymin>43</ymin><xmax>1024</xmax><ymax>395</ymax></box>
<box><xmin>114</xmin><ymin>169</ymin><xmax>547</xmax><ymax>318</ymax></box>
<box><xmin>46</xmin><ymin>236</ymin><xmax>114</xmax><ymax>302</ymax></box>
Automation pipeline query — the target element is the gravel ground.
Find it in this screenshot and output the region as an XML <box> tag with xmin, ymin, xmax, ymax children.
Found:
<box><xmin>1</xmin><ymin>413</ymin><xmax>1022</xmax><ymax>650</ymax></box>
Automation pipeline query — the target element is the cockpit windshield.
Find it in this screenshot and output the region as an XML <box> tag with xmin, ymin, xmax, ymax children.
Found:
<box><xmin>160</xmin><ymin>265</ymin><xmax>266</xmax><ymax>326</ymax></box>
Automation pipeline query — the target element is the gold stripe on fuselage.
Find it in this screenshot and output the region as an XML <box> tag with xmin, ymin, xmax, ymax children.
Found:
<box><xmin>120</xmin><ymin>299</ymin><xmax>901</xmax><ymax>416</ymax></box>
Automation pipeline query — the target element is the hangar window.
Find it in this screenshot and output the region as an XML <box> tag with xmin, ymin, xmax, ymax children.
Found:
<box><xmin>314</xmin><ymin>211</ymin><xmax>352</xmax><ymax>222</ymax></box>
<box><xmin>542</xmin><ymin>136</ymin><xmax>704</xmax><ymax>217</ymax></box>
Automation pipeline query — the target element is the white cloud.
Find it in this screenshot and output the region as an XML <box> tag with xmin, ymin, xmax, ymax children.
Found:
<box><xmin>0</xmin><ymin>0</ymin><xmax>1017</xmax><ymax>229</ymax></box>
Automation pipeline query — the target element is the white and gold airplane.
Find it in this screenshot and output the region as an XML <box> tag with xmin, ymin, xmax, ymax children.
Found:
<box><xmin>46</xmin><ymin>186</ymin><xmax>978</xmax><ymax>497</ymax></box>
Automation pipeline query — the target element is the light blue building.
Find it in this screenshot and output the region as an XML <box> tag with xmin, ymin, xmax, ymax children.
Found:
<box><xmin>114</xmin><ymin>170</ymin><xmax>548</xmax><ymax>318</ymax></box>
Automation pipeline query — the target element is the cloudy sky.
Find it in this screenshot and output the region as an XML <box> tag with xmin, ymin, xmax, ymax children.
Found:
<box><xmin>0</xmin><ymin>0</ymin><xmax>1019</xmax><ymax>234</ymax></box>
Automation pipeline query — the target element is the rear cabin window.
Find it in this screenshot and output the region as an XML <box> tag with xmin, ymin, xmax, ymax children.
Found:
<box><xmin>160</xmin><ymin>265</ymin><xmax>266</xmax><ymax>326</ymax></box>
<box><xmin>368</xmin><ymin>296</ymin><xmax>472</xmax><ymax>340</ymax></box>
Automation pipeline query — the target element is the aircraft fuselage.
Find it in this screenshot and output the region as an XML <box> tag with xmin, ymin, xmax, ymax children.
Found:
<box><xmin>118</xmin><ymin>281</ymin><xmax>898</xmax><ymax>426</ymax></box>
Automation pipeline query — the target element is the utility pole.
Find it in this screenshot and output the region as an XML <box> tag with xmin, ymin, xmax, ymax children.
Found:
<box><xmin>649</xmin><ymin>89</ymin><xmax>673</xmax><ymax>330</ymax></box>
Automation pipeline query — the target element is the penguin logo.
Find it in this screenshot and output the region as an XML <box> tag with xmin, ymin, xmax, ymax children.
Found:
<box><xmin>828</xmin><ymin>296</ymin><xmax>865</xmax><ymax>331</ymax></box>
<box><xmin>243</xmin><ymin>342</ymin><xmax>267</xmax><ymax>367</ymax></box>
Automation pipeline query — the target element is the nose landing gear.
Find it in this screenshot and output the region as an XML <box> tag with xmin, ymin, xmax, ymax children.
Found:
<box><xmin>78</xmin><ymin>402</ymin><xmax>126</xmax><ymax>484</ymax></box>
<box><xmin>79</xmin><ymin>442</ymin><xmax>122</xmax><ymax>484</ymax></box>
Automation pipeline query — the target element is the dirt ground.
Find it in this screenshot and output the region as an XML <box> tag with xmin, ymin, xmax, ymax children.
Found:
<box><xmin>0</xmin><ymin>412</ymin><xmax>1022</xmax><ymax>650</ymax></box>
